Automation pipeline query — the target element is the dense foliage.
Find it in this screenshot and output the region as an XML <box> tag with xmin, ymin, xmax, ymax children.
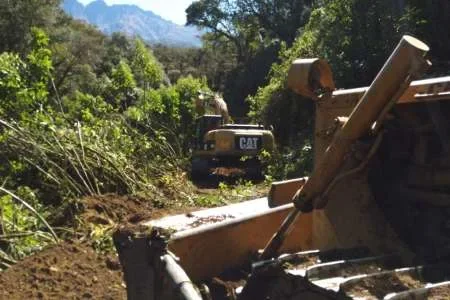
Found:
<box><xmin>0</xmin><ymin>2</ymin><xmax>211</xmax><ymax>264</ymax></box>
<box><xmin>186</xmin><ymin>0</ymin><xmax>313</xmax><ymax>117</ymax></box>
<box><xmin>184</xmin><ymin>0</ymin><xmax>448</xmax><ymax>178</ymax></box>
<box><xmin>247</xmin><ymin>0</ymin><xmax>449</xmax><ymax>177</ymax></box>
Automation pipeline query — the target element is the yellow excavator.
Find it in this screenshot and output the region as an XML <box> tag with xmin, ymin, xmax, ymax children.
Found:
<box><xmin>114</xmin><ymin>35</ymin><xmax>450</xmax><ymax>299</ymax></box>
<box><xmin>191</xmin><ymin>91</ymin><xmax>275</xmax><ymax>179</ymax></box>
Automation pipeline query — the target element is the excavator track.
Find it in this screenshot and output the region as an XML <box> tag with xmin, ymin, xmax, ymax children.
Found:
<box><xmin>210</xmin><ymin>248</ymin><xmax>450</xmax><ymax>300</ymax></box>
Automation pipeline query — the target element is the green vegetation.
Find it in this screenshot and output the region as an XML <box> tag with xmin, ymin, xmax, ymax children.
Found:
<box><xmin>247</xmin><ymin>0</ymin><xmax>449</xmax><ymax>175</ymax></box>
<box><xmin>0</xmin><ymin>0</ymin><xmax>448</xmax><ymax>266</ymax></box>
<box><xmin>194</xmin><ymin>180</ymin><xmax>268</xmax><ymax>207</ymax></box>
<box><xmin>0</xmin><ymin>4</ymin><xmax>212</xmax><ymax>264</ymax></box>
<box><xmin>184</xmin><ymin>0</ymin><xmax>448</xmax><ymax>177</ymax></box>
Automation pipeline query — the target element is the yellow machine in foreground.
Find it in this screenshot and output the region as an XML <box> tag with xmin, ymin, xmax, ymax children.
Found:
<box><xmin>114</xmin><ymin>36</ymin><xmax>450</xmax><ymax>299</ymax></box>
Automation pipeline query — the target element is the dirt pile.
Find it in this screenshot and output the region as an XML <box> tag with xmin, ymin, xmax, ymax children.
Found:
<box><xmin>0</xmin><ymin>194</ymin><xmax>182</xmax><ymax>299</ymax></box>
<box><xmin>0</xmin><ymin>242</ymin><xmax>125</xmax><ymax>300</ymax></box>
<box><xmin>80</xmin><ymin>194</ymin><xmax>161</xmax><ymax>225</ymax></box>
<box><xmin>428</xmin><ymin>285</ymin><xmax>450</xmax><ymax>299</ymax></box>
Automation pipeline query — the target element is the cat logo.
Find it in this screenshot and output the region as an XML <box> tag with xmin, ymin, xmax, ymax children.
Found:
<box><xmin>238</xmin><ymin>137</ymin><xmax>259</xmax><ymax>150</ymax></box>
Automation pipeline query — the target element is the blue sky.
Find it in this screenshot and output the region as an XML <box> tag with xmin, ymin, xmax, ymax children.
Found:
<box><xmin>78</xmin><ymin>0</ymin><xmax>195</xmax><ymax>25</ymax></box>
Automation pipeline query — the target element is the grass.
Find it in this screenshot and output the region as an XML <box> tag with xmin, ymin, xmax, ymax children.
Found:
<box><xmin>193</xmin><ymin>179</ymin><xmax>270</xmax><ymax>207</ymax></box>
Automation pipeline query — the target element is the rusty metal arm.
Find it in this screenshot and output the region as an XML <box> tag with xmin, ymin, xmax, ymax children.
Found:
<box><xmin>259</xmin><ymin>35</ymin><xmax>431</xmax><ymax>260</ymax></box>
<box><xmin>268</xmin><ymin>177</ymin><xmax>308</xmax><ymax>207</ymax></box>
<box><xmin>317</xmin><ymin>76</ymin><xmax>450</xmax><ymax>108</ymax></box>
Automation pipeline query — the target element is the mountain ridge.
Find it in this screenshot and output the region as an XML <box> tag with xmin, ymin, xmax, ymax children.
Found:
<box><xmin>62</xmin><ymin>0</ymin><xmax>202</xmax><ymax>47</ymax></box>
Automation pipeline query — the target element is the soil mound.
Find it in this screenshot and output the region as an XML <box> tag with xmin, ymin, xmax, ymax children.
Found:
<box><xmin>82</xmin><ymin>194</ymin><xmax>161</xmax><ymax>225</ymax></box>
<box><xmin>0</xmin><ymin>241</ymin><xmax>125</xmax><ymax>300</ymax></box>
<box><xmin>0</xmin><ymin>194</ymin><xmax>184</xmax><ymax>299</ymax></box>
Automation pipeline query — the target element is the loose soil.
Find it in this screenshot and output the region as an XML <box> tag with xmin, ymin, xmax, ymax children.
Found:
<box><xmin>0</xmin><ymin>181</ymin><xmax>268</xmax><ymax>299</ymax></box>
<box><xmin>344</xmin><ymin>272</ymin><xmax>424</xmax><ymax>299</ymax></box>
<box><xmin>428</xmin><ymin>285</ymin><xmax>450</xmax><ymax>300</ymax></box>
<box><xmin>79</xmin><ymin>194</ymin><xmax>184</xmax><ymax>226</ymax></box>
<box><xmin>188</xmin><ymin>214</ymin><xmax>235</xmax><ymax>228</ymax></box>
<box><xmin>285</xmin><ymin>253</ymin><xmax>321</xmax><ymax>270</ymax></box>
<box><xmin>327</xmin><ymin>262</ymin><xmax>384</xmax><ymax>278</ymax></box>
<box><xmin>0</xmin><ymin>194</ymin><xmax>184</xmax><ymax>300</ymax></box>
<box><xmin>0</xmin><ymin>241</ymin><xmax>125</xmax><ymax>300</ymax></box>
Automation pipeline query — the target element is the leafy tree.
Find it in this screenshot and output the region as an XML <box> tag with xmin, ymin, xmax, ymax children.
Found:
<box><xmin>250</xmin><ymin>0</ymin><xmax>450</xmax><ymax>177</ymax></box>
<box><xmin>0</xmin><ymin>0</ymin><xmax>60</xmax><ymax>54</ymax></box>
<box><xmin>111</xmin><ymin>61</ymin><xmax>137</xmax><ymax>110</ymax></box>
<box><xmin>153</xmin><ymin>43</ymin><xmax>236</xmax><ymax>92</ymax></box>
<box><xmin>0</xmin><ymin>53</ymin><xmax>28</xmax><ymax>119</ymax></box>
<box><xmin>174</xmin><ymin>76</ymin><xmax>210</xmax><ymax>151</ymax></box>
<box><xmin>186</xmin><ymin>0</ymin><xmax>314</xmax><ymax>117</ymax></box>
<box><xmin>236</xmin><ymin>0</ymin><xmax>313</xmax><ymax>44</ymax></box>
<box><xmin>0</xmin><ymin>28</ymin><xmax>52</xmax><ymax>120</ymax></box>
<box><xmin>186</xmin><ymin>0</ymin><xmax>313</xmax><ymax>60</ymax></box>
<box><xmin>131</xmin><ymin>39</ymin><xmax>166</xmax><ymax>89</ymax></box>
<box><xmin>187</xmin><ymin>0</ymin><xmax>246</xmax><ymax>61</ymax></box>
<box><xmin>50</xmin><ymin>17</ymin><xmax>106</xmax><ymax>96</ymax></box>
<box><xmin>99</xmin><ymin>32</ymin><xmax>134</xmax><ymax>76</ymax></box>
<box><xmin>125</xmin><ymin>75</ymin><xmax>209</xmax><ymax>154</ymax></box>
<box><xmin>27</xmin><ymin>28</ymin><xmax>53</xmax><ymax>104</ymax></box>
<box><xmin>62</xmin><ymin>91</ymin><xmax>114</xmax><ymax>123</ymax></box>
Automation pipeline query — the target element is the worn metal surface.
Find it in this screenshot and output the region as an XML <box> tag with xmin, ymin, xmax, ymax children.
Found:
<box><xmin>287</xmin><ymin>58</ymin><xmax>336</xmax><ymax>99</ymax></box>
<box><xmin>147</xmin><ymin>199</ymin><xmax>313</xmax><ymax>281</ymax></box>
<box><xmin>146</xmin><ymin>197</ymin><xmax>269</xmax><ymax>231</ymax></box>
<box><xmin>161</xmin><ymin>254</ymin><xmax>203</xmax><ymax>300</ymax></box>
<box><xmin>259</xmin><ymin>35</ymin><xmax>430</xmax><ymax>260</ymax></box>
<box><xmin>268</xmin><ymin>177</ymin><xmax>308</xmax><ymax>207</ymax></box>
<box><xmin>113</xmin><ymin>234</ymin><xmax>156</xmax><ymax>300</ymax></box>
<box><xmin>297</xmin><ymin>35</ymin><xmax>430</xmax><ymax>208</ymax></box>
<box><xmin>316</xmin><ymin>76</ymin><xmax>450</xmax><ymax>110</ymax></box>
<box><xmin>313</xmin><ymin>76</ymin><xmax>450</xmax><ymax>164</ymax></box>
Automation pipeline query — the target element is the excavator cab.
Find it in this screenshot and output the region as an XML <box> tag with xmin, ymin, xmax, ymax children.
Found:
<box><xmin>193</xmin><ymin>115</ymin><xmax>223</xmax><ymax>151</ymax></box>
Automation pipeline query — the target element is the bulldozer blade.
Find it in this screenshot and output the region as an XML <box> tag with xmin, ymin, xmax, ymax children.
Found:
<box><xmin>115</xmin><ymin>198</ymin><xmax>313</xmax><ymax>286</ymax></box>
<box><xmin>114</xmin><ymin>34</ymin><xmax>450</xmax><ymax>298</ymax></box>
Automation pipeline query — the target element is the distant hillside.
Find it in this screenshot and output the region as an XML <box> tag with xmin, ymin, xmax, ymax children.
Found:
<box><xmin>62</xmin><ymin>0</ymin><xmax>202</xmax><ymax>47</ymax></box>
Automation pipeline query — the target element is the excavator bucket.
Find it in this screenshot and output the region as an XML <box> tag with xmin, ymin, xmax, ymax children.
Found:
<box><xmin>114</xmin><ymin>35</ymin><xmax>450</xmax><ymax>299</ymax></box>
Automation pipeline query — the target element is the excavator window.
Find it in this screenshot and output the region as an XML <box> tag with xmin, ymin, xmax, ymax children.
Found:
<box><xmin>194</xmin><ymin>115</ymin><xmax>223</xmax><ymax>149</ymax></box>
